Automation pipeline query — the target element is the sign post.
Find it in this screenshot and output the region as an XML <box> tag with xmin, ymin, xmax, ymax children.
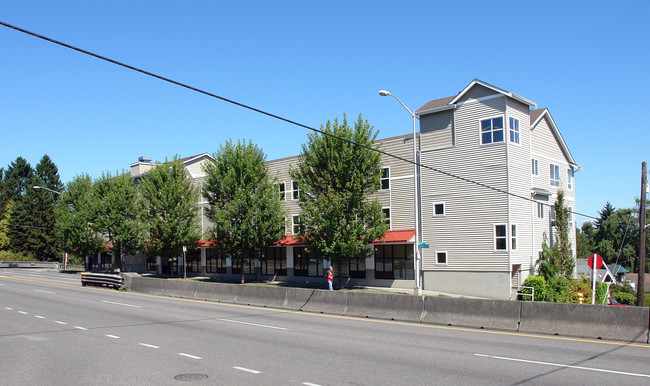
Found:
<box><xmin>588</xmin><ymin>253</ymin><xmax>604</xmax><ymax>304</ymax></box>
<box><xmin>183</xmin><ymin>246</ymin><xmax>187</xmax><ymax>279</ymax></box>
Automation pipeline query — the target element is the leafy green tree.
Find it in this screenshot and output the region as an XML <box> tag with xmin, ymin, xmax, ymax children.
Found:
<box><xmin>553</xmin><ymin>190</ymin><xmax>574</xmax><ymax>277</ymax></box>
<box><xmin>290</xmin><ymin>114</ymin><xmax>388</xmax><ymax>284</ymax></box>
<box><xmin>139</xmin><ymin>157</ymin><xmax>201</xmax><ymax>275</ymax></box>
<box><xmin>0</xmin><ymin>200</ymin><xmax>14</xmax><ymax>250</ymax></box>
<box><xmin>203</xmin><ymin>140</ymin><xmax>285</xmax><ymax>284</ymax></box>
<box><xmin>55</xmin><ymin>174</ymin><xmax>105</xmax><ymax>267</ymax></box>
<box><xmin>93</xmin><ymin>171</ymin><xmax>142</xmax><ymax>271</ymax></box>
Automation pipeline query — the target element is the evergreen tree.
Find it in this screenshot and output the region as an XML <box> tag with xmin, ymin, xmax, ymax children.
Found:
<box><xmin>93</xmin><ymin>171</ymin><xmax>142</xmax><ymax>271</ymax></box>
<box><xmin>553</xmin><ymin>190</ymin><xmax>575</xmax><ymax>277</ymax></box>
<box><xmin>139</xmin><ymin>157</ymin><xmax>201</xmax><ymax>275</ymax></box>
<box><xmin>3</xmin><ymin>157</ymin><xmax>36</xmax><ymax>255</ymax></box>
<box><xmin>203</xmin><ymin>140</ymin><xmax>285</xmax><ymax>284</ymax></box>
<box><xmin>30</xmin><ymin>155</ymin><xmax>64</xmax><ymax>261</ymax></box>
<box><xmin>55</xmin><ymin>174</ymin><xmax>104</xmax><ymax>266</ymax></box>
<box><xmin>290</xmin><ymin>114</ymin><xmax>388</xmax><ymax>284</ymax></box>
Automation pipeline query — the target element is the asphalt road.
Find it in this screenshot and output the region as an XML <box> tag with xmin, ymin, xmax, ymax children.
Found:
<box><xmin>1</xmin><ymin>269</ymin><xmax>649</xmax><ymax>385</ymax></box>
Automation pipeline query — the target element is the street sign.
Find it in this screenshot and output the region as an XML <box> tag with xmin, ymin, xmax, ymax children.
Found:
<box><xmin>418</xmin><ymin>241</ymin><xmax>429</xmax><ymax>249</ymax></box>
<box><xmin>588</xmin><ymin>253</ymin><xmax>604</xmax><ymax>270</ymax></box>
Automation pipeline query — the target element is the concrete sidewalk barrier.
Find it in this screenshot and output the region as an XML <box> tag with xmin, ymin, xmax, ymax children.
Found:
<box><xmin>194</xmin><ymin>281</ymin><xmax>238</xmax><ymax>303</ymax></box>
<box><xmin>301</xmin><ymin>290</ymin><xmax>349</xmax><ymax>315</ymax></box>
<box><xmin>519</xmin><ymin>302</ymin><xmax>650</xmax><ymax>343</ymax></box>
<box><xmin>422</xmin><ymin>297</ymin><xmax>520</xmax><ymax>332</ymax></box>
<box><xmin>236</xmin><ymin>285</ymin><xmax>288</xmax><ymax>308</ymax></box>
<box><xmin>130</xmin><ymin>277</ymin><xmax>164</xmax><ymax>295</ymax></box>
<box><xmin>161</xmin><ymin>279</ymin><xmax>196</xmax><ymax>298</ymax></box>
<box><xmin>283</xmin><ymin>288</ymin><xmax>315</xmax><ymax>310</ymax></box>
<box><xmin>345</xmin><ymin>292</ymin><xmax>424</xmax><ymax>322</ymax></box>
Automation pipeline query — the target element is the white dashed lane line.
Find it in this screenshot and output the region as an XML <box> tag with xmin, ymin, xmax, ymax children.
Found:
<box><xmin>74</xmin><ymin>326</ymin><xmax>88</xmax><ymax>330</ymax></box>
<box><xmin>18</xmin><ymin>311</ymin><xmax>28</xmax><ymax>314</ymax></box>
<box><xmin>303</xmin><ymin>382</ymin><xmax>322</xmax><ymax>386</ymax></box>
<box><xmin>106</xmin><ymin>335</ymin><xmax>120</xmax><ymax>339</ymax></box>
<box><xmin>4</xmin><ymin>307</ymin><xmax>12</xmax><ymax>310</ymax></box>
<box><xmin>33</xmin><ymin>289</ymin><xmax>56</xmax><ymax>294</ymax></box>
<box><xmin>178</xmin><ymin>353</ymin><xmax>201</xmax><ymax>360</ymax></box>
<box><xmin>219</xmin><ymin>319</ymin><xmax>288</xmax><ymax>330</ymax></box>
<box><xmin>55</xmin><ymin>321</ymin><xmax>67</xmax><ymax>325</ymax></box>
<box><xmin>139</xmin><ymin>343</ymin><xmax>160</xmax><ymax>349</ymax></box>
<box><xmin>101</xmin><ymin>300</ymin><xmax>142</xmax><ymax>308</ymax></box>
<box><xmin>233</xmin><ymin>366</ymin><xmax>261</xmax><ymax>374</ymax></box>
<box><xmin>35</xmin><ymin>315</ymin><xmax>45</xmax><ymax>319</ymax></box>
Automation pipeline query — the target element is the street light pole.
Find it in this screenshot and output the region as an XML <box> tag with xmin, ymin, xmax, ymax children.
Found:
<box><xmin>379</xmin><ymin>90</ymin><xmax>421</xmax><ymax>295</ymax></box>
<box><xmin>33</xmin><ymin>185</ymin><xmax>66</xmax><ymax>269</ymax></box>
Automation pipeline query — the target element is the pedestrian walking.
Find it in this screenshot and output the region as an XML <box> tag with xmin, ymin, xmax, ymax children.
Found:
<box><xmin>326</xmin><ymin>266</ymin><xmax>334</xmax><ymax>291</ymax></box>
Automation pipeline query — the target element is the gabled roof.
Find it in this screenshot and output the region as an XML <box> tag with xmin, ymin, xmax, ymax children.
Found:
<box><xmin>530</xmin><ymin>108</ymin><xmax>580</xmax><ymax>169</ymax></box>
<box><xmin>450</xmin><ymin>79</ymin><xmax>537</xmax><ymax>108</ymax></box>
<box><xmin>416</xmin><ymin>79</ymin><xmax>537</xmax><ymax>117</ymax></box>
<box><xmin>181</xmin><ymin>153</ymin><xmax>214</xmax><ymax>164</ymax></box>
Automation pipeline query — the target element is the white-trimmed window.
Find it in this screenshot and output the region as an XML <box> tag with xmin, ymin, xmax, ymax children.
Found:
<box><xmin>433</xmin><ymin>202</ymin><xmax>445</xmax><ymax>217</ymax></box>
<box><xmin>291</xmin><ymin>181</ymin><xmax>300</xmax><ymax>200</ymax></box>
<box><xmin>382</xmin><ymin>207</ymin><xmax>391</xmax><ymax>229</ymax></box>
<box><xmin>380</xmin><ymin>167</ymin><xmax>390</xmax><ymax>190</ymax></box>
<box><xmin>511</xmin><ymin>224</ymin><xmax>518</xmax><ymax>250</ymax></box>
<box><xmin>532</xmin><ymin>159</ymin><xmax>539</xmax><ymax>176</ymax></box>
<box><xmin>480</xmin><ymin>116</ymin><xmax>504</xmax><ymax>145</ymax></box>
<box><xmin>550</xmin><ymin>164</ymin><xmax>560</xmax><ymax>187</ymax></box>
<box><xmin>292</xmin><ymin>215</ymin><xmax>301</xmax><ymax>235</ymax></box>
<box><xmin>567</xmin><ymin>169</ymin><xmax>573</xmax><ymax>190</ymax></box>
<box><xmin>537</xmin><ymin>202</ymin><xmax>544</xmax><ymax>219</ymax></box>
<box><xmin>435</xmin><ymin>251</ymin><xmax>447</xmax><ymax>265</ymax></box>
<box><xmin>509</xmin><ymin>117</ymin><xmax>520</xmax><ymax>144</ymax></box>
<box><xmin>278</xmin><ymin>182</ymin><xmax>286</xmax><ymax>201</ymax></box>
<box><xmin>568</xmin><ymin>207</ymin><xmax>574</xmax><ymax>229</ymax></box>
<box><xmin>494</xmin><ymin>224</ymin><xmax>507</xmax><ymax>251</ymax></box>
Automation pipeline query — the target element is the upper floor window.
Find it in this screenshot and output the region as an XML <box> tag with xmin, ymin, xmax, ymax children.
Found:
<box><xmin>380</xmin><ymin>167</ymin><xmax>390</xmax><ymax>190</ymax></box>
<box><xmin>291</xmin><ymin>181</ymin><xmax>300</xmax><ymax>200</ymax></box>
<box><xmin>567</xmin><ymin>169</ymin><xmax>573</xmax><ymax>190</ymax></box>
<box><xmin>537</xmin><ymin>202</ymin><xmax>544</xmax><ymax>219</ymax></box>
<box><xmin>433</xmin><ymin>202</ymin><xmax>445</xmax><ymax>217</ymax></box>
<box><xmin>494</xmin><ymin>224</ymin><xmax>507</xmax><ymax>251</ymax></box>
<box><xmin>435</xmin><ymin>251</ymin><xmax>448</xmax><ymax>265</ymax></box>
<box><xmin>550</xmin><ymin>164</ymin><xmax>560</xmax><ymax>187</ymax></box>
<box><xmin>509</xmin><ymin>117</ymin><xmax>520</xmax><ymax>144</ymax></box>
<box><xmin>511</xmin><ymin>224</ymin><xmax>518</xmax><ymax>250</ymax></box>
<box><xmin>292</xmin><ymin>215</ymin><xmax>301</xmax><ymax>235</ymax></box>
<box><xmin>568</xmin><ymin>207</ymin><xmax>574</xmax><ymax>229</ymax></box>
<box><xmin>532</xmin><ymin>159</ymin><xmax>539</xmax><ymax>176</ymax></box>
<box><xmin>382</xmin><ymin>207</ymin><xmax>391</xmax><ymax>229</ymax></box>
<box><xmin>278</xmin><ymin>182</ymin><xmax>286</xmax><ymax>201</ymax></box>
<box><xmin>480</xmin><ymin>116</ymin><xmax>504</xmax><ymax>145</ymax></box>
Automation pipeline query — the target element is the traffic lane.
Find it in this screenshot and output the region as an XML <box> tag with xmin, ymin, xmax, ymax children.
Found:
<box><xmin>3</xmin><ymin>275</ymin><xmax>650</xmax><ymax>384</ymax></box>
<box><xmin>0</xmin><ymin>268</ymin><xmax>81</xmax><ymax>285</ymax></box>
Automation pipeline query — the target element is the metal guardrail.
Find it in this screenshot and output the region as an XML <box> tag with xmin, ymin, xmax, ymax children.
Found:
<box><xmin>0</xmin><ymin>261</ymin><xmax>59</xmax><ymax>269</ymax></box>
<box><xmin>512</xmin><ymin>285</ymin><xmax>534</xmax><ymax>301</ymax></box>
<box><xmin>81</xmin><ymin>272</ymin><xmax>124</xmax><ymax>289</ymax></box>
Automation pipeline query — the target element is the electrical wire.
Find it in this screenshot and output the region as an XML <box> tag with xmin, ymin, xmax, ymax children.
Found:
<box><xmin>0</xmin><ymin>20</ymin><xmax>599</xmax><ymax>222</ymax></box>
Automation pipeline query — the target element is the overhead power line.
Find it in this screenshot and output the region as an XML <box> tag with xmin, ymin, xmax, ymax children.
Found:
<box><xmin>0</xmin><ymin>20</ymin><xmax>598</xmax><ymax>222</ymax></box>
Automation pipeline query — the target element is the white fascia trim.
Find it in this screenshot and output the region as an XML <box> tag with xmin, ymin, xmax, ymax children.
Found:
<box><xmin>450</xmin><ymin>79</ymin><xmax>537</xmax><ymax>108</ymax></box>
<box><xmin>391</xmin><ymin>174</ymin><xmax>415</xmax><ymax>181</ymax></box>
<box><xmin>183</xmin><ymin>153</ymin><xmax>214</xmax><ymax>164</ymax></box>
<box><xmin>530</xmin><ymin>111</ymin><xmax>580</xmax><ymax>170</ymax></box>
<box><xmin>415</xmin><ymin>104</ymin><xmax>456</xmax><ymax>117</ymax></box>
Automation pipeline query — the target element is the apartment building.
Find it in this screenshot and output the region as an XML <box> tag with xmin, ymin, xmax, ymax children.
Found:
<box><xmin>120</xmin><ymin>79</ymin><xmax>578</xmax><ymax>300</ymax></box>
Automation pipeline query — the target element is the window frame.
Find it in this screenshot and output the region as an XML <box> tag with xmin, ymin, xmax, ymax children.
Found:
<box><xmin>532</xmin><ymin>159</ymin><xmax>539</xmax><ymax>176</ymax></box>
<box><xmin>537</xmin><ymin>202</ymin><xmax>544</xmax><ymax>219</ymax></box>
<box><xmin>382</xmin><ymin>207</ymin><xmax>391</xmax><ymax>229</ymax></box>
<box><xmin>509</xmin><ymin>117</ymin><xmax>520</xmax><ymax>144</ymax></box>
<box><xmin>292</xmin><ymin>215</ymin><xmax>301</xmax><ymax>235</ymax></box>
<box><xmin>550</xmin><ymin>164</ymin><xmax>560</xmax><ymax>187</ymax></box>
<box><xmin>511</xmin><ymin>224</ymin><xmax>518</xmax><ymax>251</ymax></box>
<box><xmin>567</xmin><ymin>168</ymin><xmax>573</xmax><ymax>190</ymax></box>
<box><xmin>494</xmin><ymin>224</ymin><xmax>508</xmax><ymax>252</ymax></box>
<box><xmin>374</xmin><ymin>244</ymin><xmax>414</xmax><ymax>280</ymax></box>
<box><xmin>260</xmin><ymin>247</ymin><xmax>287</xmax><ymax>276</ymax></box>
<box><xmin>435</xmin><ymin>251</ymin><xmax>448</xmax><ymax>266</ymax></box>
<box><xmin>479</xmin><ymin>115</ymin><xmax>505</xmax><ymax>145</ymax></box>
<box><xmin>380</xmin><ymin>167</ymin><xmax>390</xmax><ymax>191</ymax></box>
<box><xmin>432</xmin><ymin>202</ymin><xmax>445</xmax><ymax>217</ymax></box>
<box><xmin>278</xmin><ymin>182</ymin><xmax>286</xmax><ymax>201</ymax></box>
<box><xmin>290</xmin><ymin>180</ymin><xmax>300</xmax><ymax>201</ymax></box>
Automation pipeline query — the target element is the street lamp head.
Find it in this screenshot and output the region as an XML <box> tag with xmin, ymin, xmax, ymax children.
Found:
<box><xmin>378</xmin><ymin>90</ymin><xmax>391</xmax><ymax>97</ymax></box>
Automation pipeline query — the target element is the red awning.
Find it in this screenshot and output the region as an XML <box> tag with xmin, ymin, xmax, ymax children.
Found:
<box><xmin>370</xmin><ymin>229</ymin><xmax>416</xmax><ymax>244</ymax></box>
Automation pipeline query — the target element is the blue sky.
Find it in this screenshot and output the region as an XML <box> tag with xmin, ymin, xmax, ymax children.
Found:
<box><xmin>1</xmin><ymin>1</ymin><xmax>649</xmax><ymax>225</ymax></box>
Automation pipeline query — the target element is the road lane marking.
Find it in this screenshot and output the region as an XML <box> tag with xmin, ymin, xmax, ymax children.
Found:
<box><xmin>139</xmin><ymin>343</ymin><xmax>160</xmax><ymax>349</ymax></box>
<box><xmin>74</xmin><ymin>326</ymin><xmax>88</xmax><ymax>330</ymax></box>
<box><xmin>474</xmin><ymin>354</ymin><xmax>650</xmax><ymax>378</ymax></box>
<box><xmin>219</xmin><ymin>319</ymin><xmax>288</xmax><ymax>330</ymax></box>
<box><xmin>55</xmin><ymin>321</ymin><xmax>67</xmax><ymax>325</ymax></box>
<box><xmin>233</xmin><ymin>366</ymin><xmax>260</xmax><ymax>374</ymax></box>
<box><xmin>34</xmin><ymin>289</ymin><xmax>56</xmax><ymax>294</ymax></box>
<box><xmin>106</xmin><ymin>335</ymin><xmax>120</xmax><ymax>339</ymax></box>
<box><xmin>303</xmin><ymin>383</ymin><xmax>322</xmax><ymax>386</ymax></box>
<box><xmin>101</xmin><ymin>300</ymin><xmax>142</xmax><ymax>308</ymax></box>
<box><xmin>4</xmin><ymin>307</ymin><xmax>12</xmax><ymax>310</ymax></box>
<box><xmin>35</xmin><ymin>315</ymin><xmax>45</xmax><ymax>319</ymax></box>
<box><xmin>178</xmin><ymin>353</ymin><xmax>202</xmax><ymax>360</ymax></box>
<box><xmin>18</xmin><ymin>311</ymin><xmax>28</xmax><ymax>314</ymax></box>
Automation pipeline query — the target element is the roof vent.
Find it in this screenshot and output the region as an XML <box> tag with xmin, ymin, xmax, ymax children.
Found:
<box><xmin>138</xmin><ymin>156</ymin><xmax>152</xmax><ymax>163</ymax></box>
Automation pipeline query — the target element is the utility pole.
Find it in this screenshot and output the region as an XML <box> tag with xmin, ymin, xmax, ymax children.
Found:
<box><xmin>637</xmin><ymin>162</ymin><xmax>647</xmax><ymax>307</ymax></box>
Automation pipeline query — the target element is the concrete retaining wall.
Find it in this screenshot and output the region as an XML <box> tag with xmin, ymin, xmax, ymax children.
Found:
<box><xmin>127</xmin><ymin>276</ymin><xmax>650</xmax><ymax>344</ymax></box>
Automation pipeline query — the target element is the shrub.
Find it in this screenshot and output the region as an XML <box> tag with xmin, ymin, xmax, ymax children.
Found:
<box><xmin>0</xmin><ymin>250</ymin><xmax>36</xmax><ymax>262</ymax></box>
<box><xmin>613</xmin><ymin>292</ymin><xmax>636</xmax><ymax>305</ymax></box>
<box><xmin>522</xmin><ymin>275</ymin><xmax>546</xmax><ymax>301</ymax></box>
<box><xmin>546</xmin><ymin>275</ymin><xmax>572</xmax><ymax>303</ymax></box>
<box><xmin>569</xmin><ymin>277</ymin><xmax>592</xmax><ymax>304</ymax></box>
